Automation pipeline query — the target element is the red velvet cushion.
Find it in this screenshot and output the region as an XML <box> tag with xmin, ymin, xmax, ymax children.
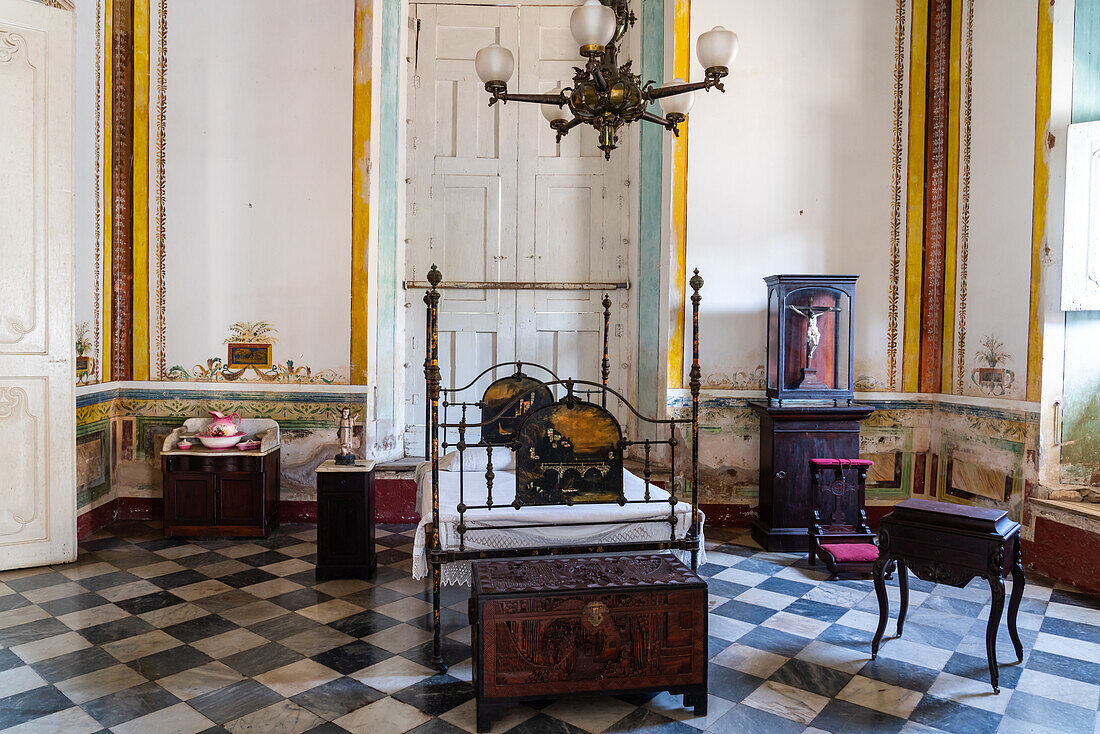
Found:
<box><xmin>819</xmin><ymin>543</ymin><xmax>879</xmax><ymax>563</ymax></box>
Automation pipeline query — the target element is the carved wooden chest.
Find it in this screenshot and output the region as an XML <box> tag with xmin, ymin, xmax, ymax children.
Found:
<box><xmin>470</xmin><ymin>554</ymin><xmax>707</xmax><ymax>732</ymax></box>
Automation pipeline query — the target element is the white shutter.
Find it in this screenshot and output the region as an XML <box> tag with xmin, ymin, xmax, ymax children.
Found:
<box><xmin>1062</xmin><ymin>121</ymin><xmax>1100</xmax><ymax>310</ymax></box>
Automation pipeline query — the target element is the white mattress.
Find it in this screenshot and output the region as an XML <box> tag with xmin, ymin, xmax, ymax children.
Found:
<box><xmin>412</xmin><ymin>462</ymin><xmax>706</xmax><ymax>585</ymax></box>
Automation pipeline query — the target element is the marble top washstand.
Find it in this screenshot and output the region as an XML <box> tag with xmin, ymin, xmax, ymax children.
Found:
<box><xmin>162</xmin><ymin>418</ymin><xmax>280</xmax><ymax>457</ymax></box>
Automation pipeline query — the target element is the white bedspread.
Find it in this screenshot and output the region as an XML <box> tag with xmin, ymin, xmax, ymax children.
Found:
<box><xmin>412</xmin><ymin>462</ymin><xmax>706</xmax><ymax>585</ymax></box>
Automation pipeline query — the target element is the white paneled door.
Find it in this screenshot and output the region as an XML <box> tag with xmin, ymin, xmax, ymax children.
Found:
<box><xmin>405</xmin><ymin>2</ymin><xmax>631</xmax><ymax>454</ymax></box>
<box><xmin>0</xmin><ymin>0</ymin><xmax>76</xmax><ymax>569</ymax></box>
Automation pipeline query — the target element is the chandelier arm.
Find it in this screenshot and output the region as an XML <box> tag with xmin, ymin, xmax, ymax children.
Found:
<box><xmin>640</xmin><ymin>110</ymin><xmax>674</xmax><ymax>130</ymax></box>
<box><xmin>553</xmin><ymin>116</ymin><xmax>584</xmax><ymax>143</ymax></box>
<box><xmin>493</xmin><ymin>91</ymin><xmax>567</xmax><ymax>106</ymax></box>
<box><xmin>644</xmin><ymin>79</ymin><xmax>717</xmax><ymax>102</ymax></box>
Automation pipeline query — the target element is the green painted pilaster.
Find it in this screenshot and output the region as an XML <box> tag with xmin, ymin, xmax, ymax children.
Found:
<box><xmin>377</xmin><ymin>0</ymin><xmax>401</xmax><ymax>423</ymax></box>
<box><xmin>638</xmin><ymin>0</ymin><xmax>664</xmax><ymax>423</ymax></box>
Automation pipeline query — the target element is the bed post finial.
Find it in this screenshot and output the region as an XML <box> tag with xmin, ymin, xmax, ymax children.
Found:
<box><xmin>601</xmin><ymin>293</ymin><xmax>612</xmax><ymax>408</ymax></box>
<box><xmin>424</xmin><ymin>265</ymin><xmax>446</xmax><ymax>671</ymax></box>
<box><xmin>688</xmin><ymin>269</ymin><xmax>703</xmax><ymax>571</ymax></box>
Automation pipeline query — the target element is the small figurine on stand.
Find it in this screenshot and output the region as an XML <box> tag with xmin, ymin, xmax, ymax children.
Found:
<box><xmin>335</xmin><ymin>406</ymin><xmax>360</xmax><ymax>465</ymax></box>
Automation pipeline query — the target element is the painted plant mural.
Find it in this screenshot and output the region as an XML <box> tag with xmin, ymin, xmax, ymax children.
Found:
<box><xmin>970</xmin><ymin>335</ymin><xmax>1015</xmax><ymax>397</ymax></box>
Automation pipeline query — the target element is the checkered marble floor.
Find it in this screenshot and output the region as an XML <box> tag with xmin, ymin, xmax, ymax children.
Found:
<box><xmin>1</xmin><ymin>522</ymin><xmax>1098</xmax><ymax>734</ymax></box>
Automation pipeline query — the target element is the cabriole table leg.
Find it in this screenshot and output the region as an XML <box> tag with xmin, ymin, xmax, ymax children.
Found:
<box><xmin>871</xmin><ymin>554</ymin><xmax>891</xmax><ymax>659</ymax></box>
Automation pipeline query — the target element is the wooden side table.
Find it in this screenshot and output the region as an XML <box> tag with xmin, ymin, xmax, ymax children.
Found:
<box><xmin>316</xmin><ymin>460</ymin><xmax>376</xmax><ymax>580</ymax></box>
<box><xmin>871</xmin><ymin>498</ymin><xmax>1024</xmax><ymax>692</ymax></box>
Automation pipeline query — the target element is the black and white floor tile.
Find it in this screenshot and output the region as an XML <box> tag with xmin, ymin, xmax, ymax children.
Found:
<box><xmin>0</xmin><ymin>521</ymin><xmax>1098</xmax><ymax>733</ymax></box>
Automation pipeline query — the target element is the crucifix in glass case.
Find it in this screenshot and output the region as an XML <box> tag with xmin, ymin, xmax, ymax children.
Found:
<box><xmin>787</xmin><ymin>303</ymin><xmax>842</xmax><ymax>389</ymax></box>
<box><xmin>764</xmin><ymin>275</ymin><xmax>857</xmax><ymax>403</ymax></box>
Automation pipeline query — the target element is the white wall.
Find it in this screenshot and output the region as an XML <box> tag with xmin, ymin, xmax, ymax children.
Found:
<box><xmin>161</xmin><ymin>0</ymin><xmax>354</xmax><ymax>381</ymax></box>
<box><xmin>684</xmin><ymin>0</ymin><xmax>907</xmax><ymax>391</ymax></box>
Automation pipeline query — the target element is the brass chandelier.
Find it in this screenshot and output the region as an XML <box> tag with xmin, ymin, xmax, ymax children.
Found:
<box><xmin>475</xmin><ymin>0</ymin><xmax>738</xmax><ymax>160</ymax></box>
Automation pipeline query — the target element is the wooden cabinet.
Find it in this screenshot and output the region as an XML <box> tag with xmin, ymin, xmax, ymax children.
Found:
<box><xmin>162</xmin><ymin>451</ymin><xmax>280</xmax><ymax>537</ymax></box>
<box><xmin>316</xmin><ymin>460</ymin><xmax>376</xmax><ymax>580</ymax></box>
<box><xmin>750</xmin><ymin>401</ymin><xmax>873</xmax><ymax>552</ymax></box>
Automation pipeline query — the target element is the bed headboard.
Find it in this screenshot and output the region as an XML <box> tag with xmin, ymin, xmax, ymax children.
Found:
<box><xmin>480</xmin><ymin>372</ymin><xmax>554</xmax><ymax>445</ymax></box>
<box><xmin>515</xmin><ymin>398</ymin><xmax>624</xmax><ymax>506</ymax></box>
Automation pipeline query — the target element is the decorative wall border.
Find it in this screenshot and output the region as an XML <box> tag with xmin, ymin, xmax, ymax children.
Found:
<box><xmin>918</xmin><ymin>0</ymin><xmax>952</xmax><ymax>393</ymax></box>
<box><xmin>887</xmin><ymin>0</ymin><xmax>907</xmax><ymax>391</ymax></box>
<box><xmin>940</xmin><ymin>0</ymin><xmax>962</xmax><ymax>394</ymax></box>
<box><xmin>93</xmin><ymin>0</ymin><xmax>103</xmax><ymax>383</ymax></box>
<box><xmin>955</xmin><ymin>0</ymin><xmax>974</xmax><ymax>395</ymax></box>
<box><xmin>102</xmin><ymin>0</ymin><xmax>113</xmax><ymax>381</ymax></box>
<box><xmin>153</xmin><ymin>0</ymin><xmax>167</xmax><ymax>380</ymax></box>
<box><xmin>111</xmin><ymin>0</ymin><xmax>134</xmax><ymax>381</ymax></box>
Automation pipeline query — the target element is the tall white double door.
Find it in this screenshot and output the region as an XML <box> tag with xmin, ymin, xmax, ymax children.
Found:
<box><xmin>0</xmin><ymin>0</ymin><xmax>75</xmax><ymax>569</ymax></box>
<box><xmin>404</xmin><ymin>2</ymin><xmax>635</xmax><ymax>452</ymax></box>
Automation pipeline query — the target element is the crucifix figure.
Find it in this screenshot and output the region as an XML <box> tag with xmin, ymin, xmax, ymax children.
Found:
<box><xmin>788</xmin><ymin>303</ymin><xmax>841</xmax><ymax>363</ymax></box>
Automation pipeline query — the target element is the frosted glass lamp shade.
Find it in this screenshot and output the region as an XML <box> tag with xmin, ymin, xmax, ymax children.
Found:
<box><xmin>475</xmin><ymin>43</ymin><xmax>514</xmax><ymax>85</ymax></box>
<box><xmin>659</xmin><ymin>80</ymin><xmax>694</xmax><ymax>117</ymax></box>
<box><xmin>570</xmin><ymin>0</ymin><xmax>616</xmax><ymax>50</ymax></box>
<box><xmin>697</xmin><ymin>26</ymin><xmax>739</xmax><ymax>70</ymax></box>
<box><xmin>541</xmin><ymin>87</ymin><xmax>568</xmax><ymax>123</ymax></box>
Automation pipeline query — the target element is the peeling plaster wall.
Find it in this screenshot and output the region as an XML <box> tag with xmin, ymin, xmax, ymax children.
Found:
<box><xmin>77</xmin><ymin>385</ymin><xmax>375</xmax><ymax>515</ymax></box>
<box><xmin>667</xmin><ymin>393</ymin><xmax>1038</xmax><ymax>526</ymax></box>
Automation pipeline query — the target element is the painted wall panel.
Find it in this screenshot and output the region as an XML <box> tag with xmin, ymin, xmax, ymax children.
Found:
<box><xmin>950</xmin><ymin>0</ymin><xmax>1037</xmax><ymax>399</ymax></box>
<box><xmin>684</xmin><ymin>0</ymin><xmax>907</xmax><ymax>392</ymax></box>
<box><xmin>162</xmin><ymin>0</ymin><xmax>354</xmax><ymax>383</ymax></box>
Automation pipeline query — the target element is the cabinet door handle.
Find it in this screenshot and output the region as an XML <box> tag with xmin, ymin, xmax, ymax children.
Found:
<box><xmin>775</xmin><ymin>471</ymin><xmax>786</xmax><ymax>480</ymax></box>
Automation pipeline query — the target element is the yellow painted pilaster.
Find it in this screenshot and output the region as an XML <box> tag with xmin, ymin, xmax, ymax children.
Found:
<box><xmin>101</xmin><ymin>0</ymin><xmax>113</xmax><ymax>383</ymax></box>
<box><xmin>940</xmin><ymin>0</ymin><xmax>963</xmax><ymax>393</ymax></box>
<box><xmin>1027</xmin><ymin>1</ymin><xmax>1053</xmax><ymax>401</ymax></box>
<box><xmin>350</xmin><ymin>0</ymin><xmax>373</xmax><ymax>386</ymax></box>
<box><xmin>132</xmin><ymin>0</ymin><xmax>151</xmax><ymax>380</ymax></box>
<box><xmin>667</xmin><ymin>0</ymin><xmax>690</xmax><ymax>389</ymax></box>
<box><xmin>902</xmin><ymin>0</ymin><xmax>929</xmax><ymax>393</ymax></box>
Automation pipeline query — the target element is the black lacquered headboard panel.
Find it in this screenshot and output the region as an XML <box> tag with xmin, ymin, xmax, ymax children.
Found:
<box><xmin>515</xmin><ymin>400</ymin><xmax>624</xmax><ymax>506</ymax></box>
<box><xmin>480</xmin><ymin>373</ymin><xmax>554</xmax><ymax>446</ymax></box>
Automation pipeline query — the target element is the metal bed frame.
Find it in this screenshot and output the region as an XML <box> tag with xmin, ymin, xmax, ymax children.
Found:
<box><xmin>421</xmin><ymin>265</ymin><xmax>704</xmax><ymax>670</ymax></box>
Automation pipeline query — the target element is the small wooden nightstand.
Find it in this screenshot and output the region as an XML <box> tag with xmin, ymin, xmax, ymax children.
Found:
<box><xmin>315</xmin><ymin>460</ymin><xmax>376</xmax><ymax>580</ymax></box>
